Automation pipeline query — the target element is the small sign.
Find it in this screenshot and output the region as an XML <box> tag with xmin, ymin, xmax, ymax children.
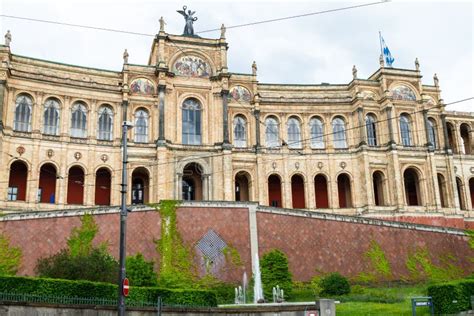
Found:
<box><xmin>123</xmin><ymin>278</ymin><xmax>130</xmax><ymax>297</ymax></box>
<box><xmin>306</xmin><ymin>311</ymin><xmax>318</xmax><ymax>316</ymax></box>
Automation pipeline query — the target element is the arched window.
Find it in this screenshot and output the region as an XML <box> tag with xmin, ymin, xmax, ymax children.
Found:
<box><xmin>460</xmin><ymin>123</ymin><xmax>471</xmax><ymax>154</ymax></box>
<box><xmin>314</xmin><ymin>174</ymin><xmax>329</xmax><ymax>208</ymax></box>
<box><xmin>70</xmin><ymin>102</ymin><xmax>87</xmax><ymax>138</ymax></box>
<box><xmin>233</xmin><ymin>115</ymin><xmax>247</xmax><ymax>148</ymax></box>
<box><xmin>332</xmin><ymin>117</ymin><xmax>347</xmax><ymax>149</ymax></box>
<box><xmin>400</xmin><ymin>114</ymin><xmax>412</xmax><ymax>146</ymax></box>
<box><xmin>14</xmin><ymin>94</ymin><xmax>33</xmax><ymax>132</ymax></box>
<box><xmin>309</xmin><ymin>117</ymin><xmax>324</xmax><ymax>149</ymax></box>
<box><xmin>427</xmin><ymin>118</ymin><xmax>437</xmax><ymax>149</ymax></box>
<box><xmin>265</xmin><ymin>116</ymin><xmax>279</xmax><ymax>148</ymax></box>
<box><xmin>337</xmin><ymin>173</ymin><xmax>352</xmax><ymax>208</ymax></box>
<box><xmin>365</xmin><ymin>114</ymin><xmax>377</xmax><ymax>146</ymax></box>
<box><xmin>372</xmin><ymin>171</ymin><xmax>385</xmax><ymax>206</ymax></box>
<box><xmin>134</xmin><ymin>109</ymin><xmax>149</xmax><ymax>143</ymax></box>
<box><xmin>38</xmin><ymin>163</ymin><xmax>57</xmax><ymax>203</ymax></box>
<box><xmin>182</xmin><ymin>98</ymin><xmax>202</xmax><ymax>145</ymax></box>
<box><xmin>447</xmin><ymin>122</ymin><xmax>456</xmax><ymax>153</ymax></box>
<box><xmin>268</xmin><ymin>174</ymin><xmax>282</xmax><ymax>207</ymax></box>
<box><xmin>67</xmin><ymin>166</ymin><xmax>85</xmax><ymax>204</ymax></box>
<box><xmin>287</xmin><ymin>117</ymin><xmax>302</xmax><ymax>149</ymax></box>
<box><xmin>8</xmin><ymin>161</ymin><xmax>28</xmax><ymax>201</ymax></box>
<box><xmin>43</xmin><ymin>98</ymin><xmax>60</xmax><ymax>135</ymax></box>
<box><xmin>291</xmin><ymin>174</ymin><xmax>305</xmax><ymax>208</ymax></box>
<box><xmin>97</xmin><ymin>106</ymin><xmax>113</xmax><ymax>141</ymax></box>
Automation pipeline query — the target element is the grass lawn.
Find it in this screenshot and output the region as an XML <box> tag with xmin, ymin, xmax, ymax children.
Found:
<box><xmin>336</xmin><ymin>285</ymin><xmax>431</xmax><ymax>316</ymax></box>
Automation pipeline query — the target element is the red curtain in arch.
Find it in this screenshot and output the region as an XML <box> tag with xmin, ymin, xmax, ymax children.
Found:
<box><xmin>95</xmin><ymin>168</ymin><xmax>111</xmax><ymax>205</ymax></box>
<box><xmin>67</xmin><ymin>166</ymin><xmax>84</xmax><ymax>205</ymax></box>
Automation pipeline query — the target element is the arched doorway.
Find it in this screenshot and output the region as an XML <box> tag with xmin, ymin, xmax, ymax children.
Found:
<box><xmin>460</xmin><ymin>123</ymin><xmax>471</xmax><ymax>154</ymax></box>
<box><xmin>67</xmin><ymin>166</ymin><xmax>85</xmax><ymax>204</ymax></box>
<box><xmin>314</xmin><ymin>174</ymin><xmax>329</xmax><ymax>208</ymax></box>
<box><xmin>38</xmin><ymin>163</ymin><xmax>57</xmax><ymax>203</ymax></box>
<box><xmin>372</xmin><ymin>171</ymin><xmax>385</xmax><ymax>206</ymax></box>
<box><xmin>132</xmin><ymin>167</ymin><xmax>149</xmax><ymax>204</ymax></box>
<box><xmin>437</xmin><ymin>174</ymin><xmax>448</xmax><ymax>208</ymax></box>
<box><xmin>404</xmin><ymin>168</ymin><xmax>422</xmax><ymax>206</ymax></box>
<box><xmin>182</xmin><ymin>163</ymin><xmax>203</xmax><ymax>201</ymax></box>
<box><xmin>337</xmin><ymin>173</ymin><xmax>352</xmax><ymax>208</ymax></box>
<box><xmin>8</xmin><ymin>160</ymin><xmax>28</xmax><ymax>201</ymax></box>
<box><xmin>268</xmin><ymin>174</ymin><xmax>282</xmax><ymax>207</ymax></box>
<box><xmin>291</xmin><ymin>174</ymin><xmax>305</xmax><ymax>209</ymax></box>
<box><xmin>95</xmin><ymin>168</ymin><xmax>111</xmax><ymax>205</ymax></box>
<box><xmin>235</xmin><ymin>171</ymin><xmax>250</xmax><ymax>201</ymax></box>
<box><xmin>469</xmin><ymin>178</ymin><xmax>474</xmax><ymax>209</ymax></box>
<box><xmin>456</xmin><ymin>177</ymin><xmax>465</xmax><ymax>210</ymax></box>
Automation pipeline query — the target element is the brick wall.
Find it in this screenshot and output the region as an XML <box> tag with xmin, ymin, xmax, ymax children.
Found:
<box><xmin>0</xmin><ymin>203</ymin><xmax>472</xmax><ymax>282</ymax></box>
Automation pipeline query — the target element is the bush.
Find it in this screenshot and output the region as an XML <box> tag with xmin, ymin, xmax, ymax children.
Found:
<box><xmin>0</xmin><ymin>234</ymin><xmax>22</xmax><ymax>275</ymax></box>
<box><xmin>260</xmin><ymin>249</ymin><xmax>293</xmax><ymax>300</ymax></box>
<box><xmin>36</xmin><ymin>248</ymin><xmax>119</xmax><ymax>283</ymax></box>
<box><xmin>427</xmin><ymin>279</ymin><xmax>474</xmax><ymax>314</ymax></box>
<box><xmin>0</xmin><ymin>275</ymin><xmax>217</xmax><ymax>307</ymax></box>
<box><xmin>320</xmin><ymin>273</ymin><xmax>350</xmax><ymax>296</ymax></box>
<box><xmin>126</xmin><ymin>253</ymin><xmax>157</xmax><ymax>287</ymax></box>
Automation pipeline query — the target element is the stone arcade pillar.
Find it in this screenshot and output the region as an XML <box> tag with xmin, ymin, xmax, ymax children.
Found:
<box><xmin>157</xmin><ymin>84</ymin><xmax>166</xmax><ymax>143</ymax></box>
<box><xmin>221</xmin><ymin>89</ymin><xmax>230</xmax><ymax>145</ymax></box>
<box><xmin>254</xmin><ymin>110</ymin><xmax>261</xmax><ymax>149</ymax></box>
<box><xmin>0</xmin><ymin>81</ymin><xmax>6</xmax><ymax>131</ymax></box>
<box><xmin>357</xmin><ymin>107</ymin><xmax>366</xmax><ymax>146</ymax></box>
<box><xmin>385</xmin><ymin>105</ymin><xmax>395</xmax><ymax>146</ymax></box>
<box><xmin>440</xmin><ymin>113</ymin><xmax>450</xmax><ymax>153</ymax></box>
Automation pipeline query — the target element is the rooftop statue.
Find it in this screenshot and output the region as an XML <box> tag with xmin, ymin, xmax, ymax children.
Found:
<box><xmin>177</xmin><ymin>6</ymin><xmax>198</xmax><ymax>36</ymax></box>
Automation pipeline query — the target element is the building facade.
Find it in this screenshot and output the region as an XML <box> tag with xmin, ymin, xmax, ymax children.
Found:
<box><xmin>0</xmin><ymin>26</ymin><xmax>473</xmax><ymax>222</ymax></box>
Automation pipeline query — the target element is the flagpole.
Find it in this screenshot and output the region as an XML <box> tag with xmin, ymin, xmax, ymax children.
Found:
<box><xmin>378</xmin><ymin>31</ymin><xmax>383</xmax><ymax>56</ymax></box>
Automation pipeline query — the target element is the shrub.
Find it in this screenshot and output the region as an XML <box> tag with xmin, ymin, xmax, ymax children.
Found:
<box><xmin>126</xmin><ymin>253</ymin><xmax>158</xmax><ymax>287</ymax></box>
<box><xmin>36</xmin><ymin>248</ymin><xmax>119</xmax><ymax>283</ymax></box>
<box><xmin>260</xmin><ymin>249</ymin><xmax>293</xmax><ymax>300</ymax></box>
<box><xmin>0</xmin><ymin>233</ymin><xmax>22</xmax><ymax>275</ymax></box>
<box><xmin>428</xmin><ymin>280</ymin><xmax>474</xmax><ymax>314</ymax></box>
<box><xmin>0</xmin><ymin>275</ymin><xmax>217</xmax><ymax>307</ymax></box>
<box><xmin>319</xmin><ymin>273</ymin><xmax>350</xmax><ymax>296</ymax></box>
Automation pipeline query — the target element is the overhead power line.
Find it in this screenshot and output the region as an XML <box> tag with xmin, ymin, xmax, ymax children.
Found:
<box><xmin>0</xmin><ymin>1</ymin><xmax>389</xmax><ymax>37</ymax></box>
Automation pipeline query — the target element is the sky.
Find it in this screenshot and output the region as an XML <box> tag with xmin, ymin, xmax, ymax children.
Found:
<box><xmin>0</xmin><ymin>0</ymin><xmax>472</xmax><ymax>111</ymax></box>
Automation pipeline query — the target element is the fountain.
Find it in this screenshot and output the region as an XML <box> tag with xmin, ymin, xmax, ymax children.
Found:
<box><xmin>272</xmin><ymin>285</ymin><xmax>284</xmax><ymax>303</ymax></box>
<box><xmin>253</xmin><ymin>253</ymin><xmax>264</xmax><ymax>303</ymax></box>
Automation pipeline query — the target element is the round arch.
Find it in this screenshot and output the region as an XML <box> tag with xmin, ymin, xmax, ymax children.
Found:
<box><xmin>234</xmin><ymin>170</ymin><xmax>252</xmax><ymax>202</ymax></box>
<box><xmin>291</xmin><ymin>173</ymin><xmax>306</xmax><ymax>209</ymax></box>
<box><xmin>168</xmin><ymin>50</ymin><xmax>217</xmax><ymax>76</ymax></box>
<box><xmin>7</xmin><ymin>160</ymin><xmax>29</xmax><ymax>201</ymax></box>
<box><xmin>38</xmin><ymin>163</ymin><xmax>58</xmax><ymax>204</ymax></box>
<box><xmin>336</xmin><ymin>172</ymin><xmax>353</xmax><ymax>208</ymax></box>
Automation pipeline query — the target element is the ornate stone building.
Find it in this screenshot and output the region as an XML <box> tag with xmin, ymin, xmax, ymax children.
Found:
<box><xmin>0</xmin><ymin>25</ymin><xmax>473</xmax><ymax>224</ymax></box>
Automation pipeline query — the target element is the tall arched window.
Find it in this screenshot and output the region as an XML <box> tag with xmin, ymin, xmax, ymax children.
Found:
<box><xmin>233</xmin><ymin>115</ymin><xmax>247</xmax><ymax>148</ymax></box>
<box><xmin>365</xmin><ymin>114</ymin><xmax>377</xmax><ymax>146</ymax></box>
<box><xmin>332</xmin><ymin>117</ymin><xmax>347</xmax><ymax>149</ymax></box>
<box><xmin>70</xmin><ymin>102</ymin><xmax>87</xmax><ymax>138</ymax></box>
<box><xmin>287</xmin><ymin>117</ymin><xmax>302</xmax><ymax>149</ymax></box>
<box><xmin>43</xmin><ymin>98</ymin><xmax>60</xmax><ymax>135</ymax></box>
<box><xmin>400</xmin><ymin>114</ymin><xmax>412</xmax><ymax>146</ymax></box>
<box><xmin>134</xmin><ymin>109</ymin><xmax>149</xmax><ymax>143</ymax></box>
<box><xmin>427</xmin><ymin>118</ymin><xmax>437</xmax><ymax>149</ymax></box>
<box><xmin>97</xmin><ymin>106</ymin><xmax>113</xmax><ymax>141</ymax></box>
<box><xmin>14</xmin><ymin>94</ymin><xmax>33</xmax><ymax>132</ymax></box>
<box><xmin>309</xmin><ymin>117</ymin><xmax>324</xmax><ymax>149</ymax></box>
<box><xmin>182</xmin><ymin>98</ymin><xmax>202</xmax><ymax>145</ymax></box>
<box><xmin>265</xmin><ymin>116</ymin><xmax>279</xmax><ymax>148</ymax></box>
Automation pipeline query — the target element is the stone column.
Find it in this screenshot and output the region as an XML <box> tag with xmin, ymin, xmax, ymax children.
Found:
<box><xmin>221</xmin><ymin>89</ymin><xmax>230</xmax><ymax>145</ymax></box>
<box><xmin>157</xmin><ymin>85</ymin><xmax>166</xmax><ymax>143</ymax></box>
<box><xmin>222</xmin><ymin>149</ymin><xmax>233</xmax><ymax>201</ymax></box>
<box><xmin>0</xmin><ymin>81</ymin><xmax>6</xmax><ymax>131</ymax></box>
<box><xmin>254</xmin><ymin>110</ymin><xmax>261</xmax><ymax>149</ymax></box>
<box><xmin>202</xmin><ymin>174</ymin><xmax>210</xmax><ymax>200</ymax></box>
<box><xmin>423</xmin><ymin>109</ymin><xmax>434</xmax><ymax>151</ymax></box>
<box><xmin>176</xmin><ymin>172</ymin><xmax>182</xmax><ymax>200</ymax></box>
<box><xmin>385</xmin><ymin>106</ymin><xmax>395</xmax><ymax>146</ymax></box>
<box><xmin>357</xmin><ymin>107</ymin><xmax>366</xmax><ymax>146</ymax></box>
<box><xmin>440</xmin><ymin>113</ymin><xmax>450</xmax><ymax>153</ymax></box>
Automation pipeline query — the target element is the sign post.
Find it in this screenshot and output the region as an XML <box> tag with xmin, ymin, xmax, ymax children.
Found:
<box><xmin>123</xmin><ymin>278</ymin><xmax>129</xmax><ymax>297</ymax></box>
<box><xmin>411</xmin><ymin>297</ymin><xmax>434</xmax><ymax>316</ymax></box>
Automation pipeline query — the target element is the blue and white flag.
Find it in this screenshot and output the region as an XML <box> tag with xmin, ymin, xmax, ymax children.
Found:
<box><xmin>380</xmin><ymin>33</ymin><xmax>395</xmax><ymax>67</ymax></box>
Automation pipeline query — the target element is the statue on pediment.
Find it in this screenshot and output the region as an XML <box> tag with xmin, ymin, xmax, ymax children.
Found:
<box><xmin>177</xmin><ymin>6</ymin><xmax>198</xmax><ymax>36</ymax></box>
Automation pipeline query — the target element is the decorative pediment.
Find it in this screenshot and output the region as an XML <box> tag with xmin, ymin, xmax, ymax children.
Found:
<box><xmin>392</xmin><ymin>85</ymin><xmax>416</xmax><ymax>101</ymax></box>
<box><xmin>173</xmin><ymin>55</ymin><xmax>211</xmax><ymax>78</ymax></box>
<box><xmin>228</xmin><ymin>85</ymin><xmax>251</xmax><ymax>103</ymax></box>
<box><xmin>130</xmin><ymin>78</ymin><xmax>155</xmax><ymax>95</ymax></box>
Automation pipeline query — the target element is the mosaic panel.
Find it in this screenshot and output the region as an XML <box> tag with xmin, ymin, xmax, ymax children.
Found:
<box><xmin>229</xmin><ymin>85</ymin><xmax>251</xmax><ymax>103</ymax></box>
<box><xmin>173</xmin><ymin>56</ymin><xmax>211</xmax><ymax>78</ymax></box>
<box><xmin>392</xmin><ymin>85</ymin><xmax>416</xmax><ymax>101</ymax></box>
<box><xmin>130</xmin><ymin>78</ymin><xmax>155</xmax><ymax>95</ymax></box>
<box><xmin>196</xmin><ymin>229</ymin><xmax>227</xmax><ymax>261</ymax></box>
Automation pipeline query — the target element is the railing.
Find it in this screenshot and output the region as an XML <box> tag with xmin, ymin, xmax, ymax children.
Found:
<box><xmin>0</xmin><ymin>292</ymin><xmax>204</xmax><ymax>309</ymax></box>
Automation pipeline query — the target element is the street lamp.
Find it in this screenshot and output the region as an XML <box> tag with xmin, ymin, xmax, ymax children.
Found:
<box><xmin>118</xmin><ymin>121</ymin><xmax>133</xmax><ymax>316</ymax></box>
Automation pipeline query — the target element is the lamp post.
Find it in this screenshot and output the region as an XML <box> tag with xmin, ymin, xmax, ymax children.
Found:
<box><xmin>118</xmin><ymin>121</ymin><xmax>133</xmax><ymax>316</ymax></box>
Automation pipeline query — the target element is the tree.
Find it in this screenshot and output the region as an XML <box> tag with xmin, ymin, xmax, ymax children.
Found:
<box><xmin>260</xmin><ymin>249</ymin><xmax>293</xmax><ymax>300</ymax></box>
<box><xmin>126</xmin><ymin>253</ymin><xmax>158</xmax><ymax>286</ymax></box>
<box><xmin>35</xmin><ymin>214</ymin><xmax>118</xmax><ymax>283</ymax></box>
<box><xmin>0</xmin><ymin>233</ymin><xmax>22</xmax><ymax>275</ymax></box>
<box><xmin>319</xmin><ymin>273</ymin><xmax>350</xmax><ymax>296</ymax></box>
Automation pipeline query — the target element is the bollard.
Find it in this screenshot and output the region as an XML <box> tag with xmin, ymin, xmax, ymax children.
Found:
<box><xmin>157</xmin><ymin>296</ymin><xmax>162</xmax><ymax>316</ymax></box>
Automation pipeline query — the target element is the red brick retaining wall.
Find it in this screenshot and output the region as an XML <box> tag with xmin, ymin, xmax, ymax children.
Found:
<box><xmin>0</xmin><ymin>204</ymin><xmax>472</xmax><ymax>282</ymax></box>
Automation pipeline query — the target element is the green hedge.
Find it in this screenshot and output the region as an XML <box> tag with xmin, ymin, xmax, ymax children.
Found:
<box><xmin>0</xmin><ymin>275</ymin><xmax>217</xmax><ymax>307</ymax></box>
<box><xmin>427</xmin><ymin>279</ymin><xmax>474</xmax><ymax>314</ymax></box>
